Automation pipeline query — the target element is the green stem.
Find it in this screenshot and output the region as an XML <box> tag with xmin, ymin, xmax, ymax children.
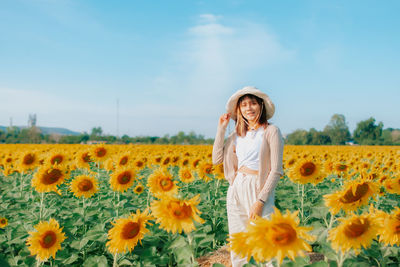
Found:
<box><xmin>113</xmin><ymin>253</ymin><xmax>118</xmax><ymax>267</ymax></box>
<box><xmin>117</xmin><ymin>192</ymin><xmax>120</xmax><ymax>218</ymax></box>
<box><xmin>187</xmin><ymin>233</ymin><xmax>195</xmax><ymax>264</ymax></box>
<box><xmin>337</xmin><ymin>250</ymin><xmax>347</xmax><ymax>267</ymax></box>
<box><xmin>20</xmin><ymin>171</ymin><xmax>24</xmax><ymax>198</ymax></box>
<box><xmin>39</xmin><ymin>192</ymin><xmax>45</xmax><ymax>221</ymax></box>
<box><xmin>300</xmin><ymin>184</ymin><xmax>305</xmax><ymax>221</ymax></box>
<box><xmin>82</xmin><ymin>197</ymin><xmax>86</xmax><ymax>234</ymax></box>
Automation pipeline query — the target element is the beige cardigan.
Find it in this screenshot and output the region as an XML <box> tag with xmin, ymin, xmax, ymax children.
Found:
<box><xmin>212</xmin><ymin>124</ymin><xmax>284</xmax><ymax>202</ymax></box>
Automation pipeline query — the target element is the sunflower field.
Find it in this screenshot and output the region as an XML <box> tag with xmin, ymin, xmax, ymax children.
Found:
<box><xmin>0</xmin><ymin>144</ymin><xmax>400</xmax><ymax>267</ymax></box>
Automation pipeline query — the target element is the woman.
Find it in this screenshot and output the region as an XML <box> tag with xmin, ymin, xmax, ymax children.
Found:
<box><xmin>212</xmin><ymin>86</ymin><xmax>284</xmax><ymax>267</ymax></box>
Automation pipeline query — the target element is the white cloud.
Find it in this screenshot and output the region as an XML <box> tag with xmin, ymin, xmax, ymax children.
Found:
<box><xmin>145</xmin><ymin>15</ymin><xmax>295</xmax><ymax>136</ymax></box>
<box><xmin>198</xmin><ymin>14</ymin><xmax>222</xmax><ymax>24</ymax></box>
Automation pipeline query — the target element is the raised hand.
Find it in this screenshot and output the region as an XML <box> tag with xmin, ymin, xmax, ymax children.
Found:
<box><xmin>218</xmin><ymin>113</ymin><xmax>231</xmax><ymax>129</ymax></box>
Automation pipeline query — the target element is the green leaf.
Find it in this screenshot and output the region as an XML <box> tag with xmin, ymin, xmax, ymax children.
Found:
<box><xmin>83</xmin><ymin>255</ymin><xmax>108</xmax><ymax>267</ymax></box>
<box><xmin>118</xmin><ymin>258</ymin><xmax>132</xmax><ymax>266</ymax></box>
<box><xmin>168</xmin><ymin>235</ymin><xmax>188</xmax><ymax>250</ymax></box>
<box><xmin>62</xmin><ymin>254</ymin><xmax>79</xmax><ymax>265</ymax></box>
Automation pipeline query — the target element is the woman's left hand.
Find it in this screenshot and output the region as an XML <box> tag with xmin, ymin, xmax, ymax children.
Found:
<box><xmin>249</xmin><ymin>201</ymin><xmax>264</xmax><ymax>220</ymax></box>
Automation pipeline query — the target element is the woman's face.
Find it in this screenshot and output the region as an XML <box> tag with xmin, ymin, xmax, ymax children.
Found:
<box><xmin>239</xmin><ymin>96</ymin><xmax>261</xmax><ymax>123</ymax></box>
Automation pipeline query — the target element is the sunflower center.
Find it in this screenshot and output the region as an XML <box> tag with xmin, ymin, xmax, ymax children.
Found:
<box><xmin>118</xmin><ymin>172</ymin><xmax>132</xmax><ymax>184</ymax></box>
<box><xmin>135</xmin><ymin>161</ymin><xmax>144</xmax><ymax>168</ymax></box>
<box><xmin>182</xmin><ymin>159</ymin><xmax>189</xmax><ymax>166</ymax></box>
<box><xmin>23</xmin><ymin>154</ymin><xmax>35</xmax><ymax>165</ymax></box>
<box><xmin>340</xmin><ymin>183</ymin><xmax>369</xmax><ymax>204</ymax></box>
<box><xmin>271</xmin><ymin>223</ymin><xmax>297</xmax><ymax>245</ymax></box>
<box><xmin>160</xmin><ymin>178</ymin><xmax>173</xmax><ymax>191</ymax></box>
<box><xmin>394</xmin><ymin>221</ymin><xmax>400</xmax><ymax>233</ymax></box>
<box><xmin>6</xmin><ymin>158</ymin><xmax>12</xmax><ymax>163</ymax></box>
<box><xmin>119</xmin><ymin>156</ymin><xmax>128</xmax><ymax>165</ymax></box>
<box><xmin>337</xmin><ymin>164</ymin><xmax>347</xmax><ymax>171</ymax></box>
<box><xmin>172</xmin><ymin>156</ymin><xmax>179</xmax><ymax>163</ymax></box>
<box><xmin>95</xmin><ymin>148</ymin><xmax>107</xmax><ymax>157</ymax></box>
<box><xmin>343</xmin><ymin>218</ymin><xmax>369</xmax><ymax>238</ymax></box>
<box><xmin>121</xmin><ymin>222</ymin><xmax>140</xmax><ymax>239</ymax></box>
<box><xmin>135</xmin><ymin>186</ymin><xmax>143</xmax><ymax>193</ymax></box>
<box><xmin>288</xmin><ymin>159</ymin><xmax>295</xmax><ymax>166</ymax></box>
<box><xmin>82</xmin><ymin>153</ymin><xmax>91</xmax><ymax>163</ymax></box>
<box><xmin>51</xmin><ymin>155</ymin><xmax>63</xmax><ymax>164</ymax></box>
<box><xmin>192</xmin><ymin>160</ymin><xmax>200</xmax><ymax>168</ymax></box>
<box><xmin>0</xmin><ymin>219</ymin><xmax>6</xmax><ymax>224</ymax></box>
<box><xmin>78</xmin><ymin>179</ymin><xmax>93</xmax><ymax>191</ymax></box>
<box><xmin>300</xmin><ymin>162</ymin><xmax>316</xmax><ymax>176</ymax></box>
<box><xmin>40</xmin><ymin>231</ymin><xmax>57</xmax><ymax>248</ymax></box>
<box><xmin>42</xmin><ymin>169</ymin><xmax>63</xmax><ymax>185</ymax></box>
<box><xmin>170</xmin><ymin>202</ymin><xmax>192</xmax><ymax>219</ymax></box>
<box><xmin>204</xmin><ymin>165</ymin><xmax>213</xmax><ymax>174</ymax></box>
<box><xmin>163</xmin><ymin>158</ymin><xmax>170</xmax><ymax>165</ymax></box>
<box><xmin>183</xmin><ymin>171</ymin><xmax>192</xmax><ymax>179</ymax></box>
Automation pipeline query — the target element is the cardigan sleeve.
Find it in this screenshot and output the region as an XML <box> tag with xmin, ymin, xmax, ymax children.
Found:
<box><xmin>257</xmin><ymin>126</ymin><xmax>284</xmax><ymax>202</ymax></box>
<box><xmin>212</xmin><ymin>125</ymin><xmax>227</xmax><ymax>165</ymax></box>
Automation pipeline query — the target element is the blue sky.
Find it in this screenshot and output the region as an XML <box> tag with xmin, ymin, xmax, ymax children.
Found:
<box><xmin>1</xmin><ymin>0</ymin><xmax>399</xmax><ymax>138</ymax></box>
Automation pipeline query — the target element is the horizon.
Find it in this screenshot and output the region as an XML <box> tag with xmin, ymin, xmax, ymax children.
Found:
<box><xmin>1</xmin><ymin>1</ymin><xmax>399</xmax><ymax>139</ymax></box>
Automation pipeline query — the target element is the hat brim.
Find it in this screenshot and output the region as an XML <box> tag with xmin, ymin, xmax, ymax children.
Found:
<box><xmin>225</xmin><ymin>86</ymin><xmax>275</xmax><ymax>121</ymax></box>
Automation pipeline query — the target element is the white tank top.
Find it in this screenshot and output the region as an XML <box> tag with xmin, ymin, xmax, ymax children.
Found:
<box><xmin>234</xmin><ymin>127</ymin><xmax>264</xmax><ymax>171</ymax></box>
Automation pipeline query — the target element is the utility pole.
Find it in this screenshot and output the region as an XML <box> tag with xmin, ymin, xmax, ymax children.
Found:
<box><xmin>116</xmin><ymin>98</ymin><xmax>119</xmax><ymax>138</ymax></box>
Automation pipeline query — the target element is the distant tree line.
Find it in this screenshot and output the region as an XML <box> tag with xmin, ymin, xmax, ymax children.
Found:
<box><xmin>0</xmin><ymin>126</ymin><xmax>214</xmax><ymax>145</ymax></box>
<box><xmin>0</xmin><ymin>114</ymin><xmax>399</xmax><ymax>145</ymax></box>
<box><xmin>285</xmin><ymin>114</ymin><xmax>400</xmax><ymax>145</ymax></box>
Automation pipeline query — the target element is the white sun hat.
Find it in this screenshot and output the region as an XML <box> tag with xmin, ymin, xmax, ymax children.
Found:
<box><xmin>226</xmin><ymin>86</ymin><xmax>275</xmax><ymax>121</ymax></box>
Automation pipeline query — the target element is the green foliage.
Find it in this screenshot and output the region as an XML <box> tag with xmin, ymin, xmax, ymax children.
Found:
<box><xmin>323</xmin><ymin>114</ymin><xmax>351</xmax><ymax>145</ymax></box>
<box><xmin>353</xmin><ymin>117</ymin><xmax>384</xmax><ymax>145</ymax></box>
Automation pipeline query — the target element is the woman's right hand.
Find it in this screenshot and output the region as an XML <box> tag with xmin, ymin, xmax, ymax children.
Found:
<box><xmin>218</xmin><ymin>113</ymin><xmax>231</xmax><ymax>129</ymax></box>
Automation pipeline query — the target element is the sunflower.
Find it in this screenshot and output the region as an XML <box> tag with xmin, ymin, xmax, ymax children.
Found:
<box><xmin>0</xmin><ymin>217</ymin><xmax>8</xmax><ymax>228</ymax></box>
<box><xmin>197</xmin><ymin>161</ymin><xmax>214</xmax><ymax>182</ymax></box>
<box><xmin>284</xmin><ymin>155</ymin><xmax>297</xmax><ymax>169</ymax></box>
<box><xmin>47</xmin><ymin>151</ymin><xmax>68</xmax><ymax>167</ymax></box>
<box><xmin>69</xmin><ymin>175</ymin><xmax>98</xmax><ymax>198</ymax></box>
<box><xmin>18</xmin><ymin>151</ymin><xmax>39</xmax><ymax>172</ymax></box>
<box><xmin>151</xmin><ymin>194</ymin><xmax>204</xmax><ymax>234</ymax></box>
<box><xmin>106</xmin><ymin>209</ymin><xmax>152</xmax><ymax>254</ymax></box>
<box><xmin>384</xmin><ymin>177</ymin><xmax>400</xmax><ymax>194</ymax></box>
<box><xmin>333</xmin><ymin>162</ymin><xmax>351</xmax><ymax>178</ymax></box>
<box><xmin>147</xmin><ymin>168</ymin><xmax>179</xmax><ymax>198</ymax></box>
<box><xmin>133</xmin><ymin>158</ymin><xmax>146</xmax><ymax>170</ymax></box>
<box><xmin>180</xmin><ymin>157</ymin><xmax>190</xmax><ymax>168</ymax></box>
<box><xmin>324</xmin><ymin>177</ymin><xmax>379</xmax><ymax>214</ymax></box>
<box><xmin>161</xmin><ymin>156</ymin><xmax>171</xmax><ymax>167</ymax></box>
<box><xmin>110</xmin><ymin>168</ymin><xmax>136</xmax><ymax>192</ymax></box>
<box><xmin>287</xmin><ymin>158</ymin><xmax>324</xmax><ymax>185</ymax></box>
<box><xmin>117</xmin><ymin>153</ymin><xmax>131</xmax><ymax>167</ymax></box>
<box><xmin>91</xmin><ymin>145</ymin><xmax>109</xmax><ymax>162</ymax></box>
<box><xmin>26</xmin><ymin>218</ymin><xmax>66</xmax><ymax>261</ymax></box>
<box><xmin>191</xmin><ymin>158</ymin><xmax>201</xmax><ymax>168</ymax></box>
<box><xmin>133</xmin><ymin>183</ymin><xmax>145</xmax><ymax>195</ymax></box>
<box><xmin>213</xmin><ymin>163</ymin><xmax>225</xmax><ymax>180</ymax></box>
<box><xmin>179</xmin><ymin>167</ymin><xmax>195</xmax><ymax>183</ymax></box>
<box><xmin>328</xmin><ymin>211</ymin><xmax>379</xmax><ymax>255</ymax></box>
<box><xmin>228</xmin><ymin>208</ymin><xmax>315</xmax><ymax>264</ymax></box>
<box><xmin>75</xmin><ymin>150</ymin><xmax>93</xmax><ymax>169</ymax></box>
<box><xmin>32</xmin><ymin>164</ymin><xmax>67</xmax><ymax>193</ymax></box>
<box><xmin>377</xmin><ymin>207</ymin><xmax>400</xmax><ymax>246</ymax></box>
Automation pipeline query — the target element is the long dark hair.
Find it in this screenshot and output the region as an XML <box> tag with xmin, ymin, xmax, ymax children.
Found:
<box><xmin>235</xmin><ymin>94</ymin><xmax>268</xmax><ymax>137</ymax></box>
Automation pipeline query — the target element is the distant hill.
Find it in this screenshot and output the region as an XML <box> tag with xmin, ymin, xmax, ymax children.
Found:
<box><xmin>0</xmin><ymin>126</ymin><xmax>81</xmax><ymax>136</ymax></box>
